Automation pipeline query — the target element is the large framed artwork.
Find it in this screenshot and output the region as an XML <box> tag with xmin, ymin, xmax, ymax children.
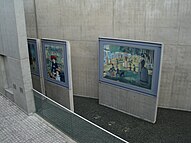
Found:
<box><xmin>42</xmin><ymin>39</ymin><xmax>69</xmax><ymax>87</ymax></box>
<box><xmin>27</xmin><ymin>38</ymin><xmax>40</xmax><ymax>76</ymax></box>
<box><xmin>99</xmin><ymin>37</ymin><xmax>163</xmax><ymax>96</ymax></box>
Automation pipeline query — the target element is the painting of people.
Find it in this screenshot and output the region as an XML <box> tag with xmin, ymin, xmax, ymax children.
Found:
<box><xmin>28</xmin><ymin>40</ymin><xmax>39</xmax><ymax>75</ymax></box>
<box><xmin>44</xmin><ymin>44</ymin><xmax>65</xmax><ymax>83</ymax></box>
<box><xmin>103</xmin><ymin>44</ymin><xmax>154</xmax><ymax>90</ymax></box>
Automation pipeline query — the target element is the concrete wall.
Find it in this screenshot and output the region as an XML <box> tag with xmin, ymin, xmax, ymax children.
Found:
<box><xmin>32</xmin><ymin>75</ymin><xmax>41</xmax><ymax>92</ymax></box>
<box><xmin>45</xmin><ymin>81</ymin><xmax>71</xmax><ymax>109</ymax></box>
<box><xmin>24</xmin><ymin>0</ymin><xmax>191</xmax><ymax>111</ymax></box>
<box><xmin>24</xmin><ymin>0</ymin><xmax>38</xmax><ymax>38</ymax></box>
<box><xmin>99</xmin><ymin>83</ymin><xmax>158</xmax><ymax>123</ymax></box>
<box><xmin>0</xmin><ymin>0</ymin><xmax>35</xmax><ymax>114</ymax></box>
<box><xmin>0</xmin><ymin>56</ymin><xmax>7</xmax><ymax>95</ymax></box>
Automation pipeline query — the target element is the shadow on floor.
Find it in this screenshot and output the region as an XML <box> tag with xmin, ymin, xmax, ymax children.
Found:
<box><xmin>74</xmin><ymin>96</ymin><xmax>191</xmax><ymax>143</ymax></box>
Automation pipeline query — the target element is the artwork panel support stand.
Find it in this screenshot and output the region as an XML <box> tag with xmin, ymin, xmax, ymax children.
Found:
<box><xmin>98</xmin><ymin>37</ymin><xmax>163</xmax><ymax>123</ymax></box>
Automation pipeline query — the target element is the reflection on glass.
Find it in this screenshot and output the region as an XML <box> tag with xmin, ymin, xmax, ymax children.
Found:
<box><xmin>28</xmin><ymin>43</ymin><xmax>39</xmax><ymax>75</ymax></box>
<box><xmin>103</xmin><ymin>45</ymin><xmax>154</xmax><ymax>90</ymax></box>
<box><xmin>45</xmin><ymin>44</ymin><xmax>65</xmax><ymax>83</ymax></box>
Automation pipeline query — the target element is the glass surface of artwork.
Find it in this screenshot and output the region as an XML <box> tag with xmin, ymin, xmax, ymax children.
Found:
<box><xmin>27</xmin><ymin>39</ymin><xmax>39</xmax><ymax>75</ymax></box>
<box><xmin>42</xmin><ymin>39</ymin><xmax>68</xmax><ymax>87</ymax></box>
<box><xmin>99</xmin><ymin>38</ymin><xmax>162</xmax><ymax>96</ymax></box>
<box><xmin>103</xmin><ymin>45</ymin><xmax>154</xmax><ymax>90</ymax></box>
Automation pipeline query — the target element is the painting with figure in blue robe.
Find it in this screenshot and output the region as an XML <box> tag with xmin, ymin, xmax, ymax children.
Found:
<box><xmin>99</xmin><ymin>37</ymin><xmax>162</xmax><ymax>96</ymax></box>
<box><xmin>27</xmin><ymin>39</ymin><xmax>39</xmax><ymax>75</ymax></box>
<box><xmin>42</xmin><ymin>39</ymin><xmax>69</xmax><ymax>88</ymax></box>
<box><xmin>44</xmin><ymin>44</ymin><xmax>65</xmax><ymax>83</ymax></box>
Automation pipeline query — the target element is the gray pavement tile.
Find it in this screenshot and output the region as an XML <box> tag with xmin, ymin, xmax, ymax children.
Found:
<box><xmin>0</xmin><ymin>95</ymin><xmax>67</xmax><ymax>143</ymax></box>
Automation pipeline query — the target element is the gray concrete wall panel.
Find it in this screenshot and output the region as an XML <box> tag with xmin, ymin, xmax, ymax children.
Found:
<box><xmin>23</xmin><ymin>0</ymin><xmax>191</xmax><ymax>111</ymax></box>
<box><xmin>99</xmin><ymin>82</ymin><xmax>157</xmax><ymax>123</ymax></box>
<box><xmin>32</xmin><ymin>75</ymin><xmax>41</xmax><ymax>92</ymax></box>
<box><xmin>0</xmin><ymin>0</ymin><xmax>35</xmax><ymax>114</ymax></box>
<box><xmin>45</xmin><ymin>80</ymin><xmax>70</xmax><ymax>109</ymax></box>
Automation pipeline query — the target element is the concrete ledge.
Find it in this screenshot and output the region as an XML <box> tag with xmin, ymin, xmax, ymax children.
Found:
<box><xmin>5</xmin><ymin>88</ymin><xmax>14</xmax><ymax>102</ymax></box>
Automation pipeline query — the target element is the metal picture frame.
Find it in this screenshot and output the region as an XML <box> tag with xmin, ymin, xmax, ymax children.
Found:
<box><xmin>42</xmin><ymin>39</ymin><xmax>69</xmax><ymax>88</ymax></box>
<box><xmin>99</xmin><ymin>37</ymin><xmax>163</xmax><ymax>96</ymax></box>
<box><xmin>27</xmin><ymin>38</ymin><xmax>40</xmax><ymax>76</ymax></box>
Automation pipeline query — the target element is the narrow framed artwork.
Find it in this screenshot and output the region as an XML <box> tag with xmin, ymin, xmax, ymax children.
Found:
<box><xmin>42</xmin><ymin>39</ymin><xmax>69</xmax><ymax>88</ymax></box>
<box><xmin>99</xmin><ymin>37</ymin><xmax>163</xmax><ymax>96</ymax></box>
<box><xmin>27</xmin><ymin>38</ymin><xmax>40</xmax><ymax>76</ymax></box>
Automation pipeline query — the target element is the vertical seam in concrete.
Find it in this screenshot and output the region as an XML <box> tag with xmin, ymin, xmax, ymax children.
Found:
<box><xmin>0</xmin><ymin>21</ymin><xmax>4</xmax><ymax>54</ymax></box>
<box><xmin>144</xmin><ymin>0</ymin><xmax>147</xmax><ymax>40</ymax></box>
<box><xmin>169</xmin><ymin>0</ymin><xmax>180</xmax><ymax>106</ymax></box>
<box><xmin>34</xmin><ymin>0</ymin><xmax>39</xmax><ymax>38</ymax></box>
<box><xmin>112</xmin><ymin>0</ymin><xmax>115</xmax><ymax>37</ymax></box>
<box><xmin>13</xmin><ymin>0</ymin><xmax>20</xmax><ymax>60</ymax></box>
<box><xmin>177</xmin><ymin>0</ymin><xmax>181</xmax><ymax>46</ymax></box>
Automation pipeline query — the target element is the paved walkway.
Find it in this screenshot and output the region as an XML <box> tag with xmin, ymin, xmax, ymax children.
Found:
<box><xmin>0</xmin><ymin>95</ymin><xmax>72</xmax><ymax>143</ymax></box>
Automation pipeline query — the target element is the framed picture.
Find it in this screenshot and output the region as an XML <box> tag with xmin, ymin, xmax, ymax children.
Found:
<box><xmin>99</xmin><ymin>37</ymin><xmax>163</xmax><ymax>96</ymax></box>
<box><xmin>27</xmin><ymin>39</ymin><xmax>40</xmax><ymax>76</ymax></box>
<box><xmin>42</xmin><ymin>39</ymin><xmax>69</xmax><ymax>87</ymax></box>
